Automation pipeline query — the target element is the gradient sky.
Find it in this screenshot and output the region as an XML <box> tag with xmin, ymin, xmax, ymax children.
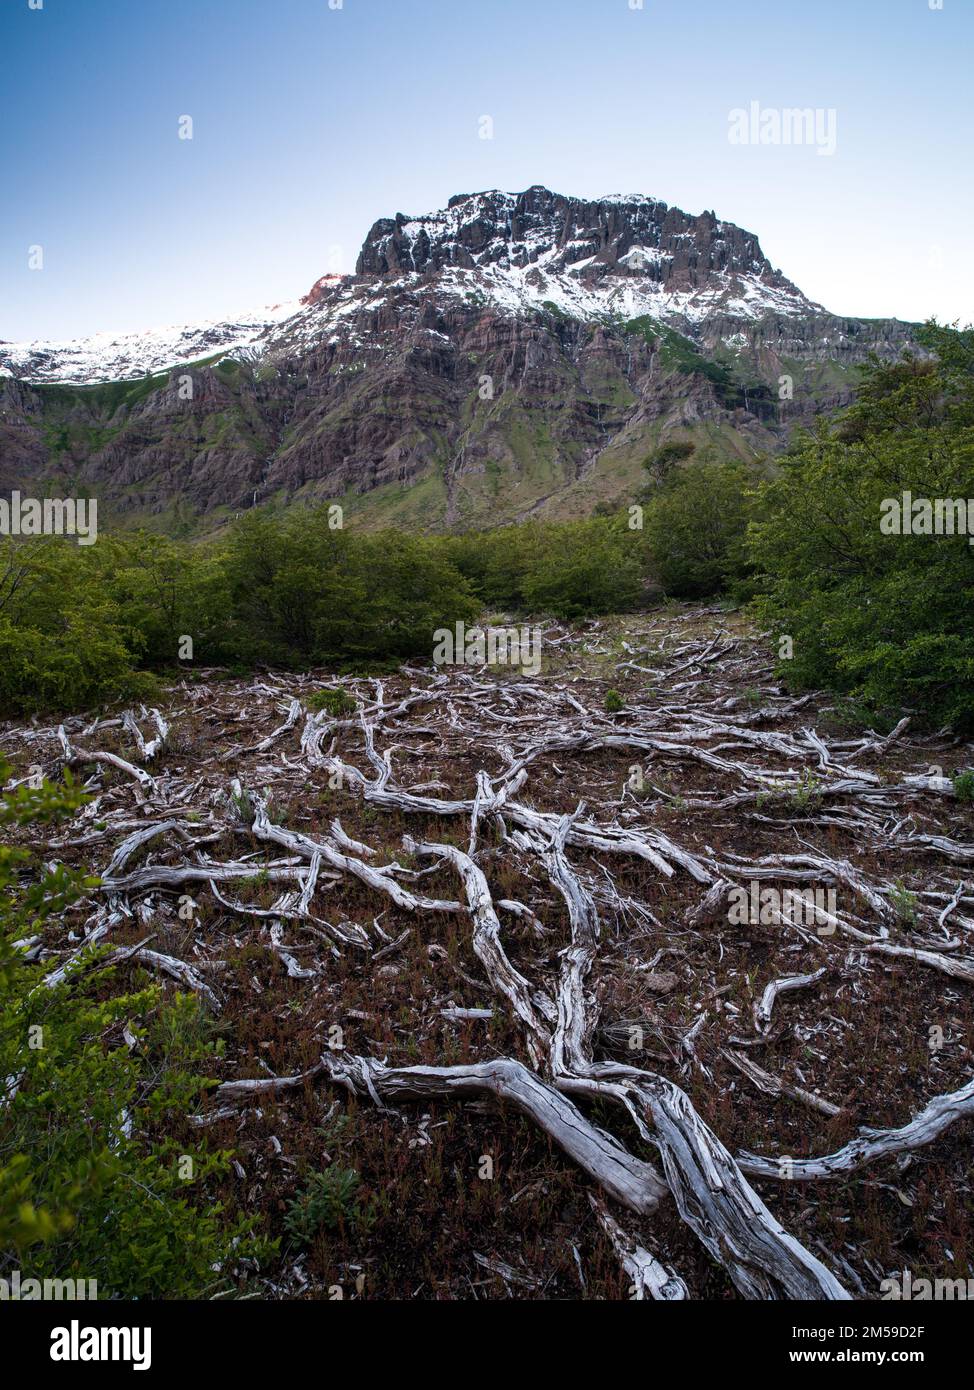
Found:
<box><xmin>2</xmin><ymin>0</ymin><xmax>971</xmax><ymax>342</ymax></box>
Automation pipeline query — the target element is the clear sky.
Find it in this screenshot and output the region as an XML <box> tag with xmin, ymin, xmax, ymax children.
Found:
<box><xmin>2</xmin><ymin>0</ymin><xmax>971</xmax><ymax>342</ymax></box>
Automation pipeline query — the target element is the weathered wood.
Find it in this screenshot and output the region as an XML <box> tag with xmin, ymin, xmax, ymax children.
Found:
<box><xmin>866</xmin><ymin>941</ymin><xmax>974</xmax><ymax>984</ymax></box>
<box><xmin>739</xmin><ymin>1076</ymin><xmax>974</xmax><ymax>1181</ymax></box>
<box><xmin>725</xmin><ymin>1048</ymin><xmax>842</xmax><ymax>1118</ymax></box>
<box><xmin>315</xmin><ymin>1053</ymin><xmax>668</xmax><ymax>1216</ymax></box>
<box><xmin>403</xmin><ymin>835</ymin><xmax>553</xmax><ymax>1067</ymax></box>
<box><xmin>754</xmin><ymin>967</ymin><xmax>828</xmax><ymax>1033</ymax></box>
<box><xmin>588</xmin><ymin>1193</ymin><xmax>688</xmax><ymax>1300</ymax></box>
<box><xmin>58</xmin><ymin>725</ymin><xmax>157</xmax><ymax>796</ymax></box>
<box><xmin>17</xmin><ymin>623</ymin><xmax>973</xmax><ymax>1300</ymax></box>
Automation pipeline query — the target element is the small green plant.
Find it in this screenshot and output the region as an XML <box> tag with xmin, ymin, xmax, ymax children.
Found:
<box><xmin>240</xmin><ymin>864</ymin><xmax>270</xmax><ymax>889</ymax></box>
<box><xmin>953</xmin><ymin>770</ymin><xmax>974</xmax><ymax>803</ymax></box>
<box><xmin>788</xmin><ymin>769</ymin><xmax>824</xmax><ymax>813</ymax></box>
<box><xmin>889</xmin><ymin>881</ymin><xmax>920</xmax><ymax>927</ymax></box>
<box><xmin>604</xmin><ymin>689</ymin><xmax>624</xmax><ymax>714</ymax></box>
<box><xmin>284</xmin><ymin>1167</ymin><xmax>368</xmax><ymax>1244</ymax></box>
<box><xmin>306</xmin><ymin>688</ymin><xmax>358</xmax><ymax>717</ymax></box>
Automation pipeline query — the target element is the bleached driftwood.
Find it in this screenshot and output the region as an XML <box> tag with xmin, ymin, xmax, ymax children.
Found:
<box><xmin>58</xmin><ymin>725</ymin><xmax>157</xmax><ymax>797</ymax></box>
<box><xmin>739</xmin><ymin>1076</ymin><xmax>974</xmax><ymax>1181</ymax></box>
<box><xmin>102</xmin><ymin>820</ymin><xmax>186</xmax><ymax>879</ymax></box>
<box><xmin>20</xmin><ymin>619</ymin><xmax>974</xmax><ymax>1300</ymax></box>
<box><xmin>213</xmin><ymin>1058</ymin><xmax>329</xmax><ymax>1102</ymax></box>
<box><xmin>403</xmin><ymin>835</ymin><xmax>553</xmax><ymax>1066</ymax></box>
<box><xmin>315</xmin><ymin>1052</ymin><xmax>668</xmax><ymax>1216</ymax></box>
<box><xmin>538</xmin><ymin>814</ymin><xmax>848</xmax><ymax>1300</ymax></box>
<box><xmin>724</xmin><ymin>1048</ymin><xmax>842</xmax><ymax>1118</ymax></box>
<box><xmin>588</xmin><ymin>1193</ymin><xmax>687</xmax><ymax>1300</ymax></box>
<box><xmin>122</xmin><ymin>707</ymin><xmax>170</xmax><ymax>761</ymax></box>
<box><xmin>865</xmin><ymin>941</ymin><xmax>974</xmax><ymax>985</ymax></box>
<box><xmin>754</xmin><ymin>967</ymin><xmax>828</xmax><ymax>1033</ymax></box>
<box><xmin>242</xmin><ymin>786</ymin><xmax>463</xmax><ymax>915</ymax></box>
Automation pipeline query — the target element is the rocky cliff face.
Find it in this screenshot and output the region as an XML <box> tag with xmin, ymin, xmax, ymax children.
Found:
<box><xmin>0</xmin><ymin>187</ymin><xmax>917</xmax><ymax>531</ymax></box>
<box><xmin>355</xmin><ymin>186</ymin><xmax>796</xmax><ymax>297</ymax></box>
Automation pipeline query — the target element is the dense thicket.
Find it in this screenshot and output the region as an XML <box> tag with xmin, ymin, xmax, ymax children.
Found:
<box><xmin>747</xmin><ymin>323</ymin><xmax>974</xmax><ymax>731</ymax></box>
<box><xmin>639</xmin><ymin>459</ymin><xmax>756</xmax><ymax>598</ymax></box>
<box><xmin>0</xmin><ymin>513</ymin><xmax>654</xmax><ymax>715</ymax></box>
<box><xmin>444</xmin><ymin>516</ymin><xmax>645</xmax><ymax>617</ymax></box>
<box><xmin>0</xmin><ymin>516</ymin><xmax>479</xmax><ymax>713</ymax></box>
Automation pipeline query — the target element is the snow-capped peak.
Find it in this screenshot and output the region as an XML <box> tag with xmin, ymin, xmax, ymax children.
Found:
<box><xmin>0</xmin><ymin>300</ymin><xmax>300</xmax><ymax>386</ymax></box>
<box><xmin>2</xmin><ymin>187</ymin><xmax>826</xmax><ymax>386</ymax></box>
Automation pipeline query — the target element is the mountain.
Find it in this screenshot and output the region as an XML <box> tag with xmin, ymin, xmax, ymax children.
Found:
<box><xmin>0</xmin><ymin>301</ymin><xmax>300</xmax><ymax>387</ymax></box>
<box><xmin>0</xmin><ymin>186</ymin><xmax>916</xmax><ymax>531</ymax></box>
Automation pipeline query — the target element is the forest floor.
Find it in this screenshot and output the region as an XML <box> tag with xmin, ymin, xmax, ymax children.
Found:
<box><xmin>4</xmin><ymin>601</ymin><xmax>974</xmax><ymax>1300</ymax></box>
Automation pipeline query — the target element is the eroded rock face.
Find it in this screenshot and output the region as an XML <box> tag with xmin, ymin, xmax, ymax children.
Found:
<box><xmin>355</xmin><ymin>186</ymin><xmax>791</xmax><ymax>294</ymax></box>
<box><xmin>0</xmin><ymin>187</ymin><xmax>917</xmax><ymax>530</ymax></box>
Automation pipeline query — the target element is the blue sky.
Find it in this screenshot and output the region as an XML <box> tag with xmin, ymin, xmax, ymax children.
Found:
<box><xmin>2</xmin><ymin>0</ymin><xmax>971</xmax><ymax>341</ymax></box>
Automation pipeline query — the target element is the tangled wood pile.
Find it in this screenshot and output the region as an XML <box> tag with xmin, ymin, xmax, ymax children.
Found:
<box><xmin>6</xmin><ymin>608</ymin><xmax>974</xmax><ymax>1298</ymax></box>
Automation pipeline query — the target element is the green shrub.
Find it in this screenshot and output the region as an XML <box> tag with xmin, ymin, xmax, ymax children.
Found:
<box><xmin>748</xmin><ymin>323</ymin><xmax>974</xmax><ymax>731</ymax></box>
<box><xmin>219</xmin><ymin>510</ymin><xmax>479</xmax><ymax>668</ymax></box>
<box><xmin>520</xmin><ymin>520</ymin><xmax>643</xmax><ymax>619</ymax></box>
<box><xmin>889</xmin><ymin>881</ymin><xmax>920</xmax><ymax>927</ymax></box>
<box><xmin>0</xmin><ymin>611</ymin><xmax>154</xmax><ymax>715</ymax></box>
<box><xmin>0</xmin><ymin>509</ymin><xmax>480</xmax><ymax>715</ymax></box>
<box><xmin>446</xmin><ymin>516</ymin><xmax>645</xmax><ymax>618</ymax></box>
<box><xmin>787</xmin><ymin>770</ymin><xmax>824</xmax><ymax>813</ymax></box>
<box><xmin>642</xmin><ymin>462</ymin><xmax>756</xmax><ymax>597</ymax></box>
<box><xmin>604</xmin><ymin>689</ymin><xmax>624</xmax><ymax>713</ymax></box>
<box><xmin>0</xmin><ymin>539</ymin><xmax>160</xmax><ymax>714</ymax></box>
<box><xmin>642</xmin><ymin>438</ymin><xmax>696</xmax><ymax>485</ymax></box>
<box><xmin>0</xmin><ymin>761</ymin><xmax>273</xmax><ymax>1296</ymax></box>
<box><xmin>284</xmin><ymin>1167</ymin><xmax>368</xmax><ymax>1244</ymax></box>
<box><xmin>306</xmin><ymin>688</ymin><xmax>358</xmax><ymax>717</ymax></box>
<box><xmin>96</xmin><ymin>532</ymin><xmax>228</xmax><ymax>670</ymax></box>
<box><xmin>953</xmin><ymin>770</ymin><xmax>974</xmax><ymax>802</ymax></box>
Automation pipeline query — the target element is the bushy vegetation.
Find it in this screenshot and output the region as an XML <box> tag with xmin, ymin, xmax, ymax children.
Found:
<box><xmin>0</xmin><ymin>540</ymin><xmax>155</xmax><ymax>714</ymax></box>
<box><xmin>0</xmin><ymin>516</ymin><xmax>480</xmax><ymax>715</ymax></box>
<box><xmin>306</xmin><ymin>687</ymin><xmax>359</xmax><ymax>717</ymax></box>
<box><xmin>748</xmin><ymin>323</ymin><xmax>974</xmax><ymax>731</ymax></box>
<box><xmin>0</xmin><ymin>532</ymin><xmax>206</xmax><ymax>713</ymax></box>
<box><xmin>639</xmin><ymin>459</ymin><xmax>758</xmax><ymax>598</ymax></box>
<box><xmin>0</xmin><ymin>512</ymin><xmax>650</xmax><ymax>716</ymax></box>
<box><xmin>444</xmin><ymin>515</ymin><xmax>645</xmax><ymax>619</ymax></box>
<box><xmin>953</xmin><ymin>770</ymin><xmax>974</xmax><ymax>802</ymax></box>
<box><xmin>0</xmin><ymin>763</ymin><xmax>272</xmax><ymax>1297</ymax></box>
<box><xmin>284</xmin><ymin>1166</ymin><xmax>371</xmax><ymax>1245</ymax></box>
<box><xmin>217</xmin><ymin>510</ymin><xmax>479</xmax><ymax>669</ymax></box>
